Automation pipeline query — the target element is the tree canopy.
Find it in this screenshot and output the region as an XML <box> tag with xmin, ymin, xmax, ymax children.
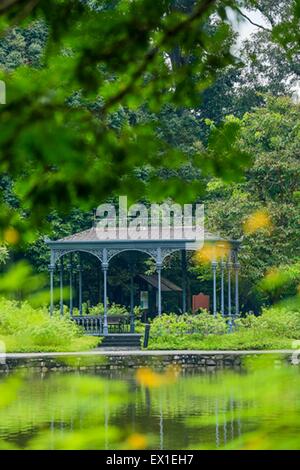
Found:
<box><xmin>0</xmin><ymin>0</ymin><xmax>298</xmax><ymax>235</ymax></box>
<box><xmin>0</xmin><ymin>0</ymin><xmax>299</xmax><ymax>312</ymax></box>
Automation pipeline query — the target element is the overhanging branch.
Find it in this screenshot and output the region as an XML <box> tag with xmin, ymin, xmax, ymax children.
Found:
<box><xmin>235</xmin><ymin>7</ymin><xmax>272</xmax><ymax>33</ymax></box>
<box><xmin>0</xmin><ymin>0</ymin><xmax>26</xmax><ymax>13</ymax></box>
<box><xmin>102</xmin><ymin>0</ymin><xmax>217</xmax><ymax>113</ymax></box>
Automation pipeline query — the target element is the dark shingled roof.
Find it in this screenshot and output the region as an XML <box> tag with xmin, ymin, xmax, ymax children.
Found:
<box><xmin>138</xmin><ymin>274</ymin><xmax>182</xmax><ymax>292</ymax></box>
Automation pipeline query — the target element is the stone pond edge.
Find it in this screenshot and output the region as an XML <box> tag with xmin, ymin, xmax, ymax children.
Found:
<box><xmin>0</xmin><ymin>349</ymin><xmax>296</xmax><ymax>373</ymax></box>
<box><xmin>3</xmin><ymin>349</ymin><xmax>296</xmax><ymax>359</ymax></box>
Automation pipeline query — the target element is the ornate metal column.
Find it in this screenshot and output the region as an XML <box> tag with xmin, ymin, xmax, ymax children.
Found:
<box><xmin>157</xmin><ymin>264</ymin><xmax>162</xmax><ymax>316</ymax></box>
<box><xmin>130</xmin><ymin>264</ymin><xmax>135</xmax><ymax>333</ymax></box>
<box><xmin>156</xmin><ymin>248</ymin><xmax>162</xmax><ymax>316</ymax></box>
<box><xmin>220</xmin><ymin>258</ymin><xmax>225</xmax><ymax>317</ymax></box>
<box><xmin>212</xmin><ymin>259</ymin><xmax>217</xmax><ymax>316</ymax></box>
<box><xmin>59</xmin><ymin>257</ymin><xmax>64</xmax><ymax>316</ymax></box>
<box><xmin>227</xmin><ymin>254</ymin><xmax>232</xmax><ymax>317</ymax></box>
<box><xmin>155</xmin><ymin>248</ymin><xmax>162</xmax><ymax>317</ymax></box>
<box><xmin>233</xmin><ymin>251</ymin><xmax>240</xmax><ymax>316</ymax></box>
<box><xmin>78</xmin><ymin>255</ymin><xmax>83</xmax><ymax>315</ymax></box>
<box><xmin>49</xmin><ymin>264</ymin><xmax>55</xmax><ymax>316</ymax></box>
<box><xmin>102</xmin><ymin>248</ymin><xmax>109</xmax><ymax>335</ymax></box>
<box><xmin>181</xmin><ymin>250</ymin><xmax>187</xmax><ymax>313</ymax></box>
<box><xmin>67</xmin><ymin>253</ymin><xmax>73</xmax><ymax>316</ymax></box>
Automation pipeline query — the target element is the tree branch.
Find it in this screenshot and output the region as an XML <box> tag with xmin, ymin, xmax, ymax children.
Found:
<box><xmin>102</xmin><ymin>0</ymin><xmax>216</xmax><ymax>113</ymax></box>
<box><xmin>236</xmin><ymin>7</ymin><xmax>272</xmax><ymax>33</ymax></box>
<box><xmin>0</xmin><ymin>0</ymin><xmax>25</xmax><ymax>13</ymax></box>
<box><xmin>13</xmin><ymin>0</ymin><xmax>39</xmax><ymax>23</ymax></box>
<box><xmin>0</xmin><ymin>0</ymin><xmax>217</xmax><ymax>114</ymax></box>
<box><xmin>0</xmin><ymin>0</ymin><xmax>40</xmax><ymax>38</ymax></box>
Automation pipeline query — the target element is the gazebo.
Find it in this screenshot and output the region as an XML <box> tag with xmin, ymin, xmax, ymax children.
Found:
<box><xmin>46</xmin><ymin>222</ymin><xmax>241</xmax><ymax>336</ymax></box>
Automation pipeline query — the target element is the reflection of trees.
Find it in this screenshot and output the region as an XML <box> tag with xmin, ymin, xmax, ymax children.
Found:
<box><xmin>0</xmin><ymin>372</ymin><xmax>128</xmax><ymax>449</ymax></box>
<box><xmin>1</xmin><ymin>359</ymin><xmax>300</xmax><ymax>449</ymax></box>
<box><xmin>138</xmin><ymin>378</ymin><xmax>242</xmax><ymax>449</ymax></box>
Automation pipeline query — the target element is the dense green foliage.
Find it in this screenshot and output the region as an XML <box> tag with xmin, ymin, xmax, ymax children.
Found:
<box><xmin>0</xmin><ymin>298</ymin><xmax>98</xmax><ymax>352</ymax></box>
<box><xmin>147</xmin><ymin>305</ymin><xmax>300</xmax><ymax>350</ymax></box>
<box><xmin>67</xmin><ymin>301</ymin><xmax>141</xmax><ymax>316</ymax></box>
<box><xmin>0</xmin><ymin>21</ymin><xmax>47</xmax><ymax>70</ymax></box>
<box><xmin>195</xmin><ymin>96</ymin><xmax>300</xmax><ymax>312</ymax></box>
<box><xmin>0</xmin><ymin>0</ymin><xmax>249</xmax><ymax>234</ymax></box>
<box><xmin>149</xmin><ymin>311</ymin><xmax>227</xmax><ymax>337</ymax></box>
<box><xmin>0</xmin><ymin>0</ymin><xmax>299</xmax><ymax>234</ymax></box>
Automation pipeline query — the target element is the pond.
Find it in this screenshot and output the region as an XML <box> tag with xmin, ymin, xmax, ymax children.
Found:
<box><xmin>0</xmin><ymin>355</ymin><xmax>299</xmax><ymax>450</ymax></box>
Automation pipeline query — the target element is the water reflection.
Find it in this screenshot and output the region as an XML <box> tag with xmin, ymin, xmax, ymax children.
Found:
<box><xmin>0</xmin><ymin>358</ymin><xmax>299</xmax><ymax>450</ymax></box>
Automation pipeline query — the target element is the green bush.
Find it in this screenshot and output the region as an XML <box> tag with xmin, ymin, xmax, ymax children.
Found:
<box><xmin>72</xmin><ymin>302</ymin><xmax>129</xmax><ymax>316</ymax></box>
<box><xmin>147</xmin><ymin>306</ymin><xmax>300</xmax><ymax>350</ymax></box>
<box><xmin>148</xmin><ymin>330</ymin><xmax>292</xmax><ymax>351</ymax></box>
<box><xmin>0</xmin><ymin>297</ymin><xmax>98</xmax><ymax>352</ymax></box>
<box><xmin>3</xmin><ymin>297</ymin><xmax>299</xmax><ymax>353</ymax></box>
<box><xmin>150</xmin><ymin>311</ymin><xmax>227</xmax><ymax>339</ymax></box>
<box><xmin>235</xmin><ymin>306</ymin><xmax>300</xmax><ymax>339</ymax></box>
<box><xmin>77</xmin><ymin>302</ymin><xmax>141</xmax><ymax>317</ymax></box>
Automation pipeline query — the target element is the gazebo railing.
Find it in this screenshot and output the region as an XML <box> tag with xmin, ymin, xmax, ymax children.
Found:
<box><xmin>72</xmin><ymin>315</ymin><xmax>103</xmax><ymax>335</ymax></box>
<box><xmin>71</xmin><ymin>315</ymin><xmax>131</xmax><ymax>335</ymax></box>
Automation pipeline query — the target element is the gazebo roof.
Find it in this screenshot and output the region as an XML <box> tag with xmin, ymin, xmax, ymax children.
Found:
<box><xmin>57</xmin><ymin>227</ymin><xmax>103</xmax><ymax>242</ymax></box>
<box><xmin>55</xmin><ymin>226</ymin><xmax>226</xmax><ymax>243</ymax></box>
<box><xmin>46</xmin><ymin>223</ymin><xmax>241</xmax><ymax>268</ymax></box>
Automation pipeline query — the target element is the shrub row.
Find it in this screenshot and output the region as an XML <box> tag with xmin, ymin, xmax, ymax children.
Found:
<box><xmin>147</xmin><ymin>305</ymin><xmax>300</xmax><ymax>350</ymax></box>
<box><xmin>0</xmin><ymin>298</ymin><xmax>98</xmax><ymax>352</ymax></box>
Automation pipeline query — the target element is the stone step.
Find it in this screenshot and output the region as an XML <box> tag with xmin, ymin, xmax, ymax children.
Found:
<box><xmin>100</xmin><ymin>334</ymin><xmax>142</xmax><ymax>350</ymax></box>
<box><xmin>102</xmin><ymin>339</ymin><xmax>141</xmax><ymax>343</ymax></box>
<box><xmin>100</xmin><ymin>342</ymin><xmax>141</xmax><ymax>348</ymax></box>
<box><xmin>102</xmin><ymin>335</ymin><xmax>141</xmax><ymax>341</ymax></box>
<box><xmin>101</xmin><ymin>341</ymin><xmax>141</xmax><ymax>346</ymax></box>
<box><xmin>101</xmin><ymin>346</ymin><xmax>141</xmax><ymax>350</ymax></box>
<box><xmin>103</xmin><ymin>334</ymin><xmax>142</xmax><ymax>337</ymax></box>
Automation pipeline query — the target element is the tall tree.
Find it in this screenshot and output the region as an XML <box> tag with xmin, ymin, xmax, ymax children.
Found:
<box><xmin>199</xmin><ymin>96</ymin><xmax>300</xmax><ymax>312</ymax></box>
